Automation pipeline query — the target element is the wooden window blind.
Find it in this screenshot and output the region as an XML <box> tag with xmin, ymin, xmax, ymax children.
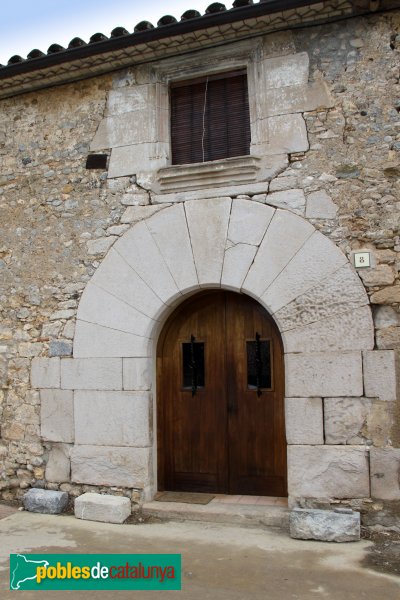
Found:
<box><xmin>170</xmin><ymin>70</ymin><xmax>251</xmax><ymax>165</ymax></box>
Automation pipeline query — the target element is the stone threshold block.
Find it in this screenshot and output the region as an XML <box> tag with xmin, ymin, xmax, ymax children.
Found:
<box><xmin>23</xmin><ymin>488</ymin><xmax>68</xmax><ymax>514</ymax></box>
<box><xmin>75</xmin><ymin>492</ymin><xmax>131</xmax><ymax>524</ymax></box>
<box><xmin>289</xmin><ymin>508</ymin><xmax>360</xmax><ymax>542</ymax></box>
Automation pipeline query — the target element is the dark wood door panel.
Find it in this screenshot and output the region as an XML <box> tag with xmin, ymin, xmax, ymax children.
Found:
<box><xmin>157</xmin><ymin>290</ymin><xmax>287</xmax><ymax>496</ymax></box>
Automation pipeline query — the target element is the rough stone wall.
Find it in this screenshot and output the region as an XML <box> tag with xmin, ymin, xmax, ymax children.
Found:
<box><xmin>0</xmin><ymin>11</ymin><xmax>399</xmax><ymax>518</ymax></box>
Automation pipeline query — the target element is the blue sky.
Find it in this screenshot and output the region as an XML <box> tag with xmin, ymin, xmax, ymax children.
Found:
<box><xmin>0</xmin><ymin>0</ymin><xmax>216</xmax><ymax>65</ymax></box>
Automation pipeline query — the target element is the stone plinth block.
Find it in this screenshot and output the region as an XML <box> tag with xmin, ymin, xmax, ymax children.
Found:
<box><xmin>75</xmin><ymin>492</ymin><xmax>131</xmax><ymax>524</ymax></box>
<box><xmin>23</xmin><ymin>489</ymin><xmax>68</xmax><ymax>514</ymax></box>
<box><xmin>71</xmin><ymin>445</ymin><xmax>151</xmax><ymax>488</ymax></box>
<box><xmin>285</xmin><ymin>352</ymin><xmax>363</xmax><ymax>398</ymax></box>
<box><xmin>40</xmin><ymin>389</ymin><xmax>74</xmax><ymax>443</ymax></box>
<box><xmin>288</xmin><ymin>446</ymin><xmax>370</xmax><ymax>498</ymax></box>
<box><xmin>61</xmin><ymin>358</ymin><xmax>122</xmax><ymax>390</ymax></box>
<box><xmin>31</xmin><ymin>357</ymin><xmax>60</xmax><ymax>389</ymax></box>
<box><xmin>363</xmin><ymin>351</ymin><xmax>397</xmax><ymax>401</ymax></box>
<box><xmin>74</xmin><ymin>391</ymin><xmax>151</xmax><ymax>447</ymax></box>
<box><xmin>285</xmin><ymin>398</ymin><xmax>323</xmax><ymax>445</ymax></box>
<box><xmin>289</xmin><ymin>508</ymin><xmax>360</xmax><ymax>542</ymax></box>
<box><xmin>370</xmin><ymin>448</ymin><xmax>400</xmax><ymax>500</ymax></box>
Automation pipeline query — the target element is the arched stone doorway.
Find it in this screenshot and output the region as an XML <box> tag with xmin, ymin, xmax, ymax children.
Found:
<box><xmin>157</xmin><ymin>290</ymin><xmax>286</xmax><ymax>497</ymax></box>
<box><xmin>35</xmin><ymin>197</ymin><xmax>374</xmax><ymax>503</ymax></box>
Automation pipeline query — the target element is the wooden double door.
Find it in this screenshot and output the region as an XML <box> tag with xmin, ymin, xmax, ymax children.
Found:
<box><xmin>157</xmin><ymin>291</ymin><xmax>287</xmax><ymax>497</ymax></box>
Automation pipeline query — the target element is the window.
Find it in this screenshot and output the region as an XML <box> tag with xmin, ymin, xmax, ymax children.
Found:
<box><xmin>246</xmin><ymin>336</ymin><xmax>272</xmax><ymax>393</ymax></box>
<box><xmin>182</xmin><ymin>338</ymin><xmax>205</xmax><ymax>395</ymax></box>
<box><xmin>170</xmin><ymin>70</ymin><xmax>251</xmax><ymax>165</ymax></box>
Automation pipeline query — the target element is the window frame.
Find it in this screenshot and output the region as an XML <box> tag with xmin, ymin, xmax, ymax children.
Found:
<box><xmin>169</xmin><ymin>68</ymin><xmax>251</xmax><ymax>166</ymax></box>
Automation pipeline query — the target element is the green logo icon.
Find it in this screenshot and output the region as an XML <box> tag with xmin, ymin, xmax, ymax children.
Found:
<box><xmin>10</xmin><ymin>554</ymin><xmax>181</xmax><ymax>590</ymax></box>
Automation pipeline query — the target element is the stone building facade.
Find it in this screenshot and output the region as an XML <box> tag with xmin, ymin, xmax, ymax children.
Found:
<box><xmin>0</xmin><ymin>0</ymin><xmax>399</xmax><ymax>528</ymax></box>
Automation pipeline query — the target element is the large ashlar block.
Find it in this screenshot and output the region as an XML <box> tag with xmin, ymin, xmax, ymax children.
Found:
<box><xmin>40</xmin><ymin>389</ymin><xmax>74</xmax><ymax>443</ymax></box>
<box><xmin>61</xmin><ymin>358</ymin><xmax>122</xmax><ymax>390</ymax></box>
<box><xmin>274</xmin><ymin>264</ymin><xmax>368</xmax><ymax>331</ymax></box>
<box><xmin>285</xmin><ymin>398</ymin><xmax>323</xmax><ymax>444</ymax></box>
<box><xmin>290</xmin><ymin>508</ymin><xmax>360</xmax><ymax>542</ymax></box>
<box><xmin>282</xmin><ymin>306</ymin><xmax>374</xmax><ymax>353</ymax></box>
<box><xmin>116</xmin><ymin>220</ymin><xmax>180</xmax><ymax>304</ymax></box>
<box><xmin>288</xmin><ymin>446</ymin><xmax>370</xmax><ymax>498</ymax></box>
<box><xmin>90</xmin><ymin>247</ymin><xmax>166</xmax><ymax>321</ymax></box>
<box><xmin>146</xmin><ymin>203</ymin><xmax>198</xmax><ymax>292</ymax></box>
<box><xmin>105</xmin><ymin>85</ymin><xmax>165</xmax><ymax>117</ymax></box>
<box><xmin>266</xmin><ymin>189</ymin><xmax>306</xmax><ymax>215</ymax></box>
<box><xmin>363</xmin><ymin>351</ymin><xmax>397</xmax><ymax>401</ymax></box>
<box><xmin>71</xmin><ymin>445</ymin><xmax>151</xmax><ymax>488</ymax></box>
<box><xmin>262</xmin><ymin>230</ymin><xmax>347</xmax><ymax>313</ymax></box>
<box><xmin>73</xmin><ymin>321</ymin><xmax>151</xmax><ymax>358</ymax></box>
<box><xmin>108</xmin><ymin>143</ymin><xmax>168</xmax><ymax>178</ymax></box>
<box><xmin>261</xmin><ymin>52</ymin><xmax>309</xmax><ymax>88</ymax></box>
<box><xmin>90</xmin><ymin>98</ymin><xmax>163</xmax><ymax>150</ymax></box>
<box><xmin>45</xmin><ymin>443</ymin><xmax>71</xmax><ymax>483</ymax></box>
<box><xmin>258</xmin><ymin>82</ymin><xmax>334</xmax><ymax>118</ymax></box>
<box><xmin>184</xmin><ymin>198</ymin><xmax>231</xmax><ymax>286</ymax></box>
<box><xmin>370</xmin><ymin>448</ymin><xmax>400</xmax><ymax>500</ymax></box>
<box><xmin>77</xmin><ymin>283</ymin><xmax>156</xmax><ymax>339</ymax></box>
<box><xmin>261</xmin><ymin>31</ymin><xmax>296</xmax><ymax>58</ymax></box>
<box><xmin>75</xmin><ymin>493</ymin><xmax>131</xmax><ymax>524</ymax></box>
<box><xmin>31</xmin><ymin>357</ymin><xmax>60</xmax><ymax>389</ymax></box>
<box><xmin>324</xmin><ymin>397</ymin><xmax>372</xmax><ymax>445</ymax></box>
<box><xmin>286</xmin><ymin>352</ymin><xmax>363</xmax><ymax>398</ymax></box>
<box><xmin>264</xmin><ymin>114</ymin><xmax>309</xmax><ymax>155</ymax></box>
<box><xmin>74</xmin><ymin>390</ymin><xmax>151</xmax><ymax>447</ymax></box>
<box><xmin>243</xmin><ymin>209</ymin><xmax>314</xmax><ymax>299</ymax></box>
<box><xmin>123</xmin><ymin>358</ymin><xmax>152</xmax><ymax>391</ymax></box>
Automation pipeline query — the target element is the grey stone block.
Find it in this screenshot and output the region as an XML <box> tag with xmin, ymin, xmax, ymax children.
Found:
<box><xmin>49</xmin><ymin>341</ymin><xmax>73</xmax><ymax>357</ymax></box>
<box><xmin>23</xmin><ymin>488</ymin><xmax>68</xmax><ymax>514</ymax></box>
<box><xmin>75</xmin><ymin>492</ymin><xmax>131</xmax><ymax>524</ymax></box>
<box><xmin>290</xmin><ymin>508</ymin><xmax>360</xmax><ymax>542</ymax></box>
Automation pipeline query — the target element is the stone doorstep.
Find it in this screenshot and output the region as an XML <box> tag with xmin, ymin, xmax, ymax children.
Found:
<box><xmin>142</xmin><ymin>501</ymin><xmax>289</xmax><ymax>530</ymax></box>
